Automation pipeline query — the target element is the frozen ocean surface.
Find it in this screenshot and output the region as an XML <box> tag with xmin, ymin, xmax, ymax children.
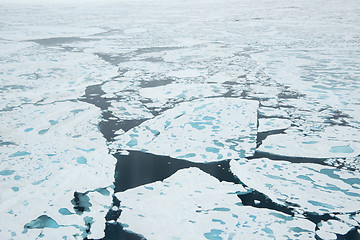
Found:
<box><xmin>0</xmin><ymin>0</ymin><xmax>360</xmax><ymax>239</ymax></box>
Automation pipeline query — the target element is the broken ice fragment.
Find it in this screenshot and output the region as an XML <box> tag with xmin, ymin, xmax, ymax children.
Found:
<box><xmin>112</xmin><ymin>98</ymin><xmax>259</xmax><ymax>162</ymax></box>
<box><xmin>258</xmin><ymin>118</ymin><xmax>292</xmax><ymax>133</ymax></box>
<box><xmin>115</xmin><ymin>167</ymin><xmax>315</xmax><ymax>240</ymax></box>
<box><xmin>258</xmin><ymin>107</ymin><xmax>288</xmax><ymax>118</ymax></box>
<box><xmin>108</xmin><ymin>100</ymin><xmax>153</xmax><ymax>120</ymax></box>
<box><xmin>101</xmin><ymin>80</ymin><xmax>132</xmax><ymax>98</ymax></box>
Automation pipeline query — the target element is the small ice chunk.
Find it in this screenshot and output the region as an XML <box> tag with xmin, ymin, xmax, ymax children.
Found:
<box><xmin>108</xmin><ymin>100</ymin><xmax>153</xmax><ymax>120</ymax></box>
<box><xmin>258</xmin><ymin>118</ymin><xmax>292</xmax><ymax>133</ymax></box>
<box><xmin>101</xmin><ymin>80</ymin><xmax>132</xmax><ymax>98</ymax></box>
<box><xmin>258</xmin><ymin>107</ymin><xmax>288</xmax><ymax>118</ymax></box>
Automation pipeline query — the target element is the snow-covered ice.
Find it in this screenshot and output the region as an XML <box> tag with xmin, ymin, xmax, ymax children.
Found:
<box><xmin>230</xmin><ymin>158</ymin><xmax>360</xmax><ymax>214</ymax></box>
<box><xmin>1</xmin><ymin>0</ymin><xmax>360</xmax><ymax>238</ymax></box>
<box><xmin>115</xmin><ymin>167</ymin><xmax>315</xmax><ymax>240</ymax></box>
<box><xmin>109</xmin><ymin>100</ymin><xmax>153</xmax><ymax>120</ymax></box>
<box><xmin>258</xmin><ymin>126</ymin><xmax>360</xmax><ymax>159</ymax></box>
<box><xmin>112</xmin><ymin>98</ymin><xmax>258</xmax><ymax>162</ymax></box>
<box><xmin>258</xmin><ymin>118</ymin><xmax>292</xmax><ymax>133</ymax></box>
<box><xmin>0</xmin><ymin>101</ymin><xmax>116</xmax><ymax>239</ymax></box>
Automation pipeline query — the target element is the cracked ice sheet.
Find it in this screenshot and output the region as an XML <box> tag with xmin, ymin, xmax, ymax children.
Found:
<box><xmin>251</xmin><ymin>49</ymin><xmax>360</xmax><ymax>123</ymax></box>
<box><xmin>230</xmin><ymin>158</ymin><xmax>360</xmax><ymax>214</ymax></box>
<box><xmin>115</xmin><ymin>167</ymin><xmax>315</xmax><ymax>240</ymax></box>
<box><xmin>112</xmin><ymin>98</ymin><xmax>258</xmax><ymax>162</ymax></box>
<box><xmin>139</xmin><ymin>83</ymin><xmax>228</xmax><ymax>107</ymax></box>
<box><xmin>258</xmin><ymin>126</ymin><xmax>360</xmax><ymax>158</ymax></box>
<box><xmin>0</xmin><ymin>101</ymin><xmax>116</xmax><ymax>239</ymax></box>
<box><xmin>0</xmin><ymin>43</ymin><xmax>118</xmax><ymax>110</ymax></box>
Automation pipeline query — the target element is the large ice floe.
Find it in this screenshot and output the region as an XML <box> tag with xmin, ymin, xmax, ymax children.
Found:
<box><xmin>112</xmin><ymin>98</ymin><xmax>258</xmax><ymax>162</ymax></box>
<box><xmin>115</xmin><ymin>167</ymin><xmax>315</xmax><ymax>240</ymax></box>
<box><xmin>0</xmin><ymin>99</ymin><xmax>116</xmax><ymax>239</ymax></box>
<box><xmin>257</xmin><ymin>126</ymin><xmax>360</xmax><ymax>159</ymax></box>
<box><xmin>230</xmin><ymin>158</ymin><xmax>360</xmax><ymax>214</ymax></box>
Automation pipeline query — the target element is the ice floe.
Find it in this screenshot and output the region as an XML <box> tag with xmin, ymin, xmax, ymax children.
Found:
<box><xmin>258</xmin><ymin>126</ymin><xmax>360</xmax><ymax>158</ymax></box>
<box><xmin>258</xmin><ymin>118</ymin><xmax>292</xmax><ymax>133</ymax></box>
<box><xmin>0</xmin><ymin>45</ymin><xmax>118</xmax><ymax>110</ymax></box>
<box><xmin>108</xmin><ymin>100</ymin><xmax>153</xmax><ymax>120</ymax></box>
<box><xmin>115</xmin><ymin>167</ymin><xmax>315</xmax><ymax>240</ymax></box>
<box><xmin>139</xmin><ymin>83</ymin><xmax>227</xmax><ymax>106</ymax></box>
<box><xmin>112</xmin><ymin>98</ymin><xmax>258</xmax><ymax>162</ymax></box>
<box><xmin>252</xmin><ymin>48</ymin><xmax>360</xmax><ymax>122</ymax></box>
<box><xmin>230</xmin><ymin>158</ymin><xmax>360</xmax><ymax>214</ymax></box>
<box><xmin>258</xmin><ymin>107</ymin><xmax>289</xmax><ymax>118</ymax></box>
<box><xmin>101</xmin><ymin>80</ymin><xmax>133</xmax><ymax>98</ymax></box>
<box><xmin>316</xmin><ymin>219</ymin><xmax>354</xmax><ymax>239</ymax></box>
<box><xmin>0</xmin><ymin>101</ymin><xmax>116</xmax><ymax>239</ymax></box>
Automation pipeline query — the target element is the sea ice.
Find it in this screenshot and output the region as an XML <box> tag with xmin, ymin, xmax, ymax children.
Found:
<box><xmin>230</xmin><ymin>158</ymin><xmax>360</xmax><ymax>214</ymax></box>
<box><xmin>317</xmin><ymin>219</ymin><xmax>354</xmax><ymax>238</ymax></box>
<box><xmin>257</xmin><ymin>127</ymin><xmax>360</xmax><ymax>158</ymax></box>
<box><xmin>258</xmin><ymin>107</ymin><xmax>289</xmax><ymax>118</ymax></box>
<box><xmin>115</xmin><ymin>167</ymin><xmax>315</xmax><ymax>240</ymax></box>
<box><xmin>252</xmin><ymin>48</ymin><xmax>360</xmax><ymax>122</ymax></box>
<box><xmin>139</xmin><ymin>83</ymin><xmax>227</xmax><ymax>106</ymax></box>
<box><xmin>0</xmin><ymin>44</ymin><xmax>118</xmax><ymax>110</ymax></box>
<box><xmin>0</xmin><ymin>101</ymin><xmax>116</xmax><ymax>239</ymax></box>
<box><xmin>101</xmin><ymin>80</ymin><xmax>133</xmax><ymax>98</ymax></box>
<box><xmin>112</xmin><ymin>98</ymin><xmax>259</xmax><ymax>162</ymax></box>
<box><xmin>258</xmin><ymin>118</ymin><xmax>292</xmax><ymax>133</ymax></box>
<box><xmin>108</xmin><ymin>100</ymin><xmax>153</xmax><ymax>120</ymax></box>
